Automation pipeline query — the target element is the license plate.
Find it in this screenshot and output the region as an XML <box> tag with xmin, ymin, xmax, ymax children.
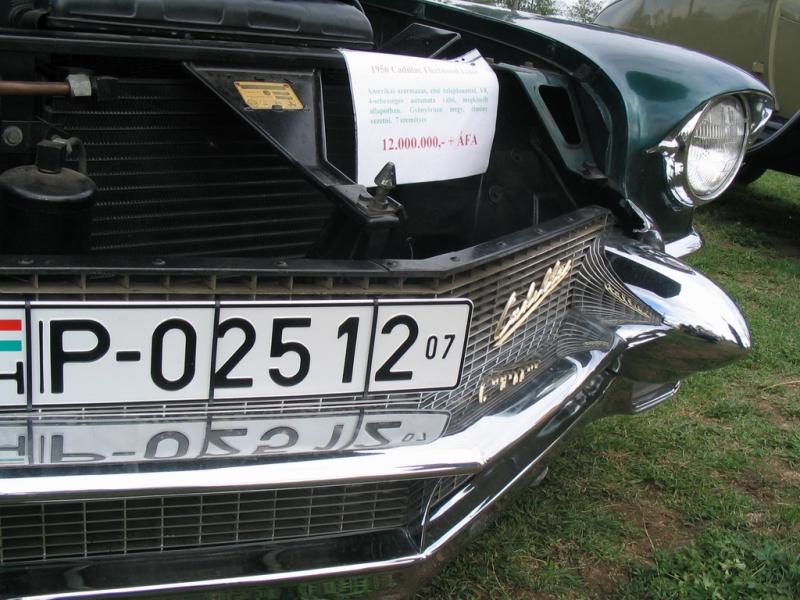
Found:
<box><xmin>0</xmin><ymin>411</ymin><xmax>449</xmax><ymax>466</ymax></box>
<box><xmin>0</xmin><ymin>299</ymin><xmax>471</xmax><ymax>406</ymax></box>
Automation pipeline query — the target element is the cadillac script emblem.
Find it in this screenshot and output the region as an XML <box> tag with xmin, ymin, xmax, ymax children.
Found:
<box><xmin>493</xmin><ymin>259</ymin><xmax>572</xmax><ymax>347</ymax></box>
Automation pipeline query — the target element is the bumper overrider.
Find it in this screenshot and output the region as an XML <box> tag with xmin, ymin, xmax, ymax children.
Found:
<box><xmin>0</xmin><ymin>208</ymin><xmax>749</xmax><ymax>599</ymax></box>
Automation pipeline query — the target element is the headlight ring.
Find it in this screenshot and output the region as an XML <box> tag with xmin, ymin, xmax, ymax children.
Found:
<box><xmin>654</xmin><ymin>92</ymin><xmax>773</xmax><ymax>207</ymax></box>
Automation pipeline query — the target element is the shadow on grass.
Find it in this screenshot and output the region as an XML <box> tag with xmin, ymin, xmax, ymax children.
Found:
<box><xmin>701</xmin><ymin>173</ymin><xmax>800</xmax><ymax>253</ymax></box>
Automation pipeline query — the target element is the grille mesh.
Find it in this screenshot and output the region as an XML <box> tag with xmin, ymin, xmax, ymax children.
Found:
<box><xmin>0</xmin><ymin>480</ymin><xmax>425</xmax><ymax>565</ymax></box>
<box><xmin>46</xmin><ymin>78</ymin><xmax>334</xmax><ymax>258</ymax></box>
<box><xmin>421</xmin><ymin>224</ymin><xmax>599</xmax><ymax>425</ymax></box>
<box><xmin>0</xmin><ymin>212</ymin><xmax>658</xmax><ymax>430</ymax></box>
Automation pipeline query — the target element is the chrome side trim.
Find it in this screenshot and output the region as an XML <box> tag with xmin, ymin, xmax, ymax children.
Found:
<box><xmin>665</xmin><ymin>229</ymin><xmax>704</xmax><ymax>258</ymax></box>
<box><xmin>606</xmin><ymin>237</ymin><xmax>750</xmax><ymax>381</ymax></box>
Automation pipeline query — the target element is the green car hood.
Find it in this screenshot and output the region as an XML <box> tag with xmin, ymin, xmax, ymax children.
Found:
<box><xmin>402</xmin><ymin>0</ymin><xmax>769</xmax><ymax>146</ymax></box>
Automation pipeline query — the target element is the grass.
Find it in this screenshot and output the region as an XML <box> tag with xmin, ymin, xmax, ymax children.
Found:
<box><xmin>418</xmin><ymin>171</ymin><xmax>800</xmax><ymax>599</ymax></box>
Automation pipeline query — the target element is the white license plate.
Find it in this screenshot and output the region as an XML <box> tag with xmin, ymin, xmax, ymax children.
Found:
<box><xmin>0</xmin><ymin>411</ymin><xmax>449</xmax><ymax>466</ymax></box>
<box><xmin>0</xmin><ymin>299</ymin><xmax>471</xmax><ymax>406</ymax></box>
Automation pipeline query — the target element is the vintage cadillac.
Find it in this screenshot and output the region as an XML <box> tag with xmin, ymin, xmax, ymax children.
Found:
<box><xmin>0</xmin><ymin>0</ymin><xmax>771</xmax><ymax>598</ymax></box>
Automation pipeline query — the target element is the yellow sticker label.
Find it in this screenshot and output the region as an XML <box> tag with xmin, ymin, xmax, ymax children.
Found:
<box><xmin>234</xmin><ymin>81</ymin><xmax>304</xmax><ymax>110</ymax></box>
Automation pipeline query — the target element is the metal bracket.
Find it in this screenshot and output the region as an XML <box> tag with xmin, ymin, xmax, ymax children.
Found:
<box><xmin>378</xmin><ymin>23</ymin><xmax>461</xmax><ymax>58</ymax></box>
<box><xmin>185</xmin><ymin>64</ymin><xmax>403</xmax><ymax>228</ymax></box>
<box><xmin>0</xmin><ymin>120</ymin><xmax>47</xmax><ymax>153</ymax></box>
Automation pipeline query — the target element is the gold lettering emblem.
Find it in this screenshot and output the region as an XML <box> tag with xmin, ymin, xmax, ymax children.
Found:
<box><xmin>493</xmin><ymin>259</ymin><xmax>572</xmax><ymax>347</ymax></box>
<box><xmin>478</xmin><ymin>359</ymin><xmax>541</xmax><ymax>404</ymax></box>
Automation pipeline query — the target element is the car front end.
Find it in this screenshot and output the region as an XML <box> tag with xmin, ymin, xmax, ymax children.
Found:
<box><xmin>0</xmin><ymin>1</ymin><xmax>771</xmax><ymax>598</ymax></box>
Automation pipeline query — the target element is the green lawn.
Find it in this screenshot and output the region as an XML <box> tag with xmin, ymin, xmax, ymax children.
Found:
<box><xmin>419</xmin><ymin>171</ymin><xmax>800</xmax><ymax>599</ymax></box>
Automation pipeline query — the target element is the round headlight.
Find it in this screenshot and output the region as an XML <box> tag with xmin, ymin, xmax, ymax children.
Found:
<box><xmin>685</xmin><ymin>97</ymin><xmax>747</xmax><ymax>200</ymax></box>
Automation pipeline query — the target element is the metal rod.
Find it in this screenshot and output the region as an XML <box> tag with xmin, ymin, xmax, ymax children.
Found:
<box><xmin>0</xmin><ymin>80</ymin><xmax>70</xmax><ymax>96</ymax></box>
<box><xmin>0</xmin><ymin>29</ymin><xmax>348</xmax><ymax>69</ymax></box>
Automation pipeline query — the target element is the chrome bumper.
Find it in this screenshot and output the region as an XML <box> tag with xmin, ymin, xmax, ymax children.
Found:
<box><xmin>0</xmin><ymin>239</ymin><xmax>750</xmax><ymax>599</ymax></box>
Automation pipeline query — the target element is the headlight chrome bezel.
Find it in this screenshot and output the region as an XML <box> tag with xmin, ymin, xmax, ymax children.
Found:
<box><xmin>654</xmin><ymin>92</ymin><xmax>774</xmax><ymax>207</ymax></box>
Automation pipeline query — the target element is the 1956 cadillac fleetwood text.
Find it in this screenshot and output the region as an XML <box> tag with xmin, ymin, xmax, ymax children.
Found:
<box><xmin>0</xmin><ymin>0</ymin><xmax>772</xmax><ymax>597</ymax></box>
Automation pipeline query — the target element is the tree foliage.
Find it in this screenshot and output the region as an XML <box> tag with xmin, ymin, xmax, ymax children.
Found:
<box><xmin>563</xmin><ymin>0</ymin><xmax>604</xmax><ymax>22</ymax></box>
<box><xmin>483</xmin><ymin>0</ymin><xmax>608</xmax><ymax>21</ymax></box>
<box><xmin>497</xmin><ymin>0</ymin><xmax>560</xmax><ymax>16</ymax></box>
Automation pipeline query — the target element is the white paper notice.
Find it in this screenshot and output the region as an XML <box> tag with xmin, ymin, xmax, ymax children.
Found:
<box><xmin>340</xmin><ymin>49</ymin><xmax>499</xmax><ymax>186</ymax></box>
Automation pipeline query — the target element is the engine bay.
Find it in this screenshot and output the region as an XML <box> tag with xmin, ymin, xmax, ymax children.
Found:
<box><xmin>0</xmin><ymin>0</ymin><xmax>613</xmax><ymax>262</ymax></box>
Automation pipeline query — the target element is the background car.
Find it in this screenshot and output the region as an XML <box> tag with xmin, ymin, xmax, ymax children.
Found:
<box><xmin>596</xmin><ymin>0</ymin><xmax>800</xmax><ymax>182</ymax></box>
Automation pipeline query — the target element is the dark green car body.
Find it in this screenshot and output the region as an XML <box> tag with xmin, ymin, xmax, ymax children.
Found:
<box><xmin>374</xmin><ymin>0</ymin><xmax>771</xmax><ymax>244</ymax></box>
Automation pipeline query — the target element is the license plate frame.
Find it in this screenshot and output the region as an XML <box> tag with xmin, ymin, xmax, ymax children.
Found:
<box><xmin>0</xmin><ymin>299</ymin><xmax>472</xmax><ymax>407</ymax></box>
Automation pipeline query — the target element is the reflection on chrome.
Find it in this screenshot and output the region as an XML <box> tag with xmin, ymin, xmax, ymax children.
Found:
<box><xmin>603</xmin><ymin>282</ymin><xmax>653</xmax><ymax>319</ymax></box>
<box><xmin>605</xmin><ymin>236</ymin><xmax>751</xmax><ymax>381</ymax></box>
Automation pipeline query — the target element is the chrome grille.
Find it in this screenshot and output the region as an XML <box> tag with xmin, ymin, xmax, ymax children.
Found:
<box><xmin>0</xmin><ymin>210</ymin><xmax>659</xmax><ymax>566</ymax></box>
<box><xmin>0</xmin><ymin>480</ymin><xmax>425</xmax><ymax>565</ymax></box>
<box><xmin>420</xmin><ymin>225</ymin><xmax>596</xmax><ymax>426</ymax></box>
<box><xmin>572</xmin><ymin>237</ymin><xmax>662</xmax><ymax>326</ymax></box>
<box><xmin>0</xmin><ymin>210</ymin><xmax>657</xmax><ymax>431</ymax></box>
<box><xmin>428</xmin><ymin>475</ymin><xmax>471</xmax><ymax>510</ymax></box>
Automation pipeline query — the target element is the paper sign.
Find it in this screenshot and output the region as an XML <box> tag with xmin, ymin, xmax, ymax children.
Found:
<box><xmin>340</xmin><ymin>49</ymin><xmax>499</xmax><ymax>186</ymax></box>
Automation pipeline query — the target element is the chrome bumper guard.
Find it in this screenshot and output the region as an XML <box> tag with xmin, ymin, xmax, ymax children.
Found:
<box><xmin>0</xmin><ymin>229</ymin><xmax>750</xmax><ymax>599</ymax></box>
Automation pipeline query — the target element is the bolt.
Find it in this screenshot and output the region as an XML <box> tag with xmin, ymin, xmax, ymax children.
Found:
<box><xmin>153</xmin><ymin>258</ymin><xmax>166</xmax><ymax>266</ymax></box>
<box><xmin>18</xmin><ymin>258</ymin><xmax>33</xmax><ymax>266</ymax></box>
<box><xmin>488</xmin><ymin>185</ymin><xmax>504</xmax><ymax>205</ymax></box>
<box><xmin>275</xmin><ymin>260</ymin><xmax>288</xmax><ymax>268</ymax></box>
<box><xmin>2</xmin><ymin>126</ymin><xmax>23</xmax><ymax>147</ymax></box>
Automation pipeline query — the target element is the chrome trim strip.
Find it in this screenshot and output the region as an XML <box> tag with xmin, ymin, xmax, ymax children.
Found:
<box><xmin>0</xmin><ymin>347</ymin><xmax>620</xmax><ymax>501</ymax></box>
<box><xmin>629</xmin><ymin>381</ymin><xmax>681</xmax><ymax>413</ymax></box>
<box><xmin>665</xmin><ymin>229</ymin><xmax>704</xmax><ymax>258</ymax></box>
<box><xmin>14</xmin><ymin>556</ymin><xmax>423</xmax><ymax>600</ymax></box>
